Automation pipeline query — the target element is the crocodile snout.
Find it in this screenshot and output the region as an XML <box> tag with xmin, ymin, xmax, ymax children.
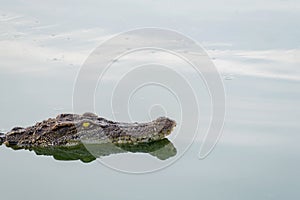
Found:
<box><xmin>155</xmin><ymin>117</ymin><xmax>177</xmax><ymax>136</ymax></box>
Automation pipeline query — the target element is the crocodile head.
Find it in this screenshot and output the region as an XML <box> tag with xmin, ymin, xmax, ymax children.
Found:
<box><xmin>77</xmin><ymin>116</ymin><xmax>177</xmax><ymax>145</ymax></box>
<box><xmin>3</xmin><ymin>113</ymin><xmax>176</xmax><ymax>147</ymax></box>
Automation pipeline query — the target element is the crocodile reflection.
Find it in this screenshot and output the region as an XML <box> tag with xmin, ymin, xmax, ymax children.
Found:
<box><xmin>8</xmin><ymin>138</ymin><xmax>177</xmax><ymax>163</ymax></box>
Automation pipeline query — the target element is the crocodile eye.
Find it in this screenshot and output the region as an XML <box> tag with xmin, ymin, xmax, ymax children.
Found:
<box><xmin>82</xmin><ymin>122</ymin><xmax>90</xmax><ymax>128</ymax></box>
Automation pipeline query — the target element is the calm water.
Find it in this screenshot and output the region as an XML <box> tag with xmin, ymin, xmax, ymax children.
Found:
<box><xmin>1</xmin><ymin>72</ymin><xmax>299</xmax><ymax>199</ymax></box>
<box><xmin>1</xmin><ymin>1</ymin><xmax>300</xmax><ymax>199</ymax></box>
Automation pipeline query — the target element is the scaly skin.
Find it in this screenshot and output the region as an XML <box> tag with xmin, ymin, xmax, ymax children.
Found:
<box><xmin>0</xmin><ymin>113</ymin><xmax>176</xmax><ymax>148</ymax></box>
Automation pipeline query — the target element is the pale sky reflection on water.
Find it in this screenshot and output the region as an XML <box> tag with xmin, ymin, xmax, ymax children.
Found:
<box><xmin>0</xmin><ymin>0</ymin><xmax>299</xmax><ymax>199</ymax></box>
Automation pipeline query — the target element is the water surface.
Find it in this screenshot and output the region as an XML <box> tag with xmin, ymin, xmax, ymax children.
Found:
<box><xmin>0</xmin><ymin>0</ymin><xmax>299</xmax><ymax>199</ymax></box>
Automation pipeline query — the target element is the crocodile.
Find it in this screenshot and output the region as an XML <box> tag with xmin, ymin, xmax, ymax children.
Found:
<box><xmin>0</xmin><ymin>112</ymin><xmax>176</xmax><ymax>148</ymax></box>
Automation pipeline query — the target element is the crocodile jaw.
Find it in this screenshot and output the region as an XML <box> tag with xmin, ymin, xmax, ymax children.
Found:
<box><xmin>111</xmin><ymin>117</ymin><xmax>177</xmax><ymax>144</ymax></box>
<box><xmin>78</xmin><ymin>117</ymin><xmax>177</xmax><ymax>145</ymax></box>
